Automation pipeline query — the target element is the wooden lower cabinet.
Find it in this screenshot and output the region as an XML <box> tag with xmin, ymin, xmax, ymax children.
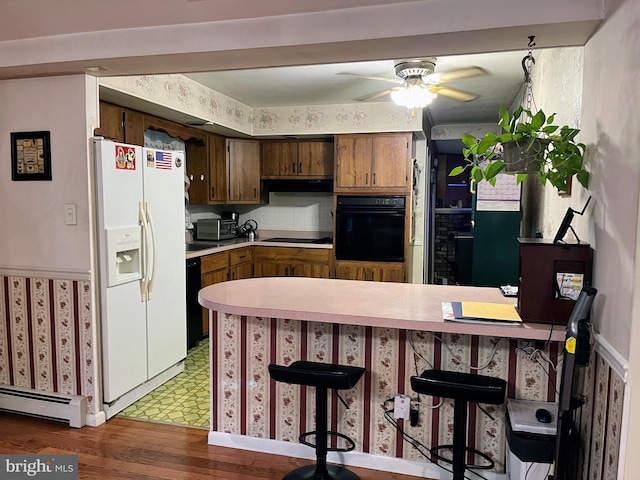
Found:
<box><xmin>200</xmin><ymin>252</ymin><xmax>229</xmax><ymax>336</ymax></box>
<box><xmin>229</xmin><ymin>247</ymin><xmax>253</xmax><ymax>281</ymax></box>
<box><xmin>253</xmin><ymin>247</ymin><xmax>330</xmax><ymax>279</ymax></box>
<box><xmin>335</xmin><ymin>260</ymin><xmax>406</xmax><ymax>282</ymax></box>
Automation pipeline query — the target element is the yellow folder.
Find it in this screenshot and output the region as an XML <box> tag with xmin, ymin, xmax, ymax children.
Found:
<box><xmin>453</xmin><ymin>301</ymin><xmax>522</xmax><ymax>322</ymax></box>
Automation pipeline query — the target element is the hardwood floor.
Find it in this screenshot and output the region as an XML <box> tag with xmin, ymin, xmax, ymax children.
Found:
<box><xmin>0</xmin><ymin>412</ymin><xmax>428</xmax><ymax>480</ymax></box>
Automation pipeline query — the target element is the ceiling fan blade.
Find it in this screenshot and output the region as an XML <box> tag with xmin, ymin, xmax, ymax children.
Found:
<box><xmin>354</xmin><ymin>87</ymin><xmax>396</xmax><ymax>102</ymax></box>
<box><xmin>428</xmin><ymin>85</ymin><xmax>478</xmax><ymax>102</ymax></box>
<box><xmin>426</xmin><ymin>66</ymin><xmax>488</xmax><ymax>84</ymax></box>
<box><xmin>337</xmin><ymin>72</ymin><xmax>404</xmax><ymax>85</ymax></box>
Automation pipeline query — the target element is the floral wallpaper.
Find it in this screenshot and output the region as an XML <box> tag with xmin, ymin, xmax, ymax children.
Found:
<box><xmin>0</xmin><ymin>275</ymin><xmax>96</xmax><ymax>414</ymax></box>
<box><xmin>209</xmin><ymin>312</ymin><xmax>576</xmax><ymax>473</ymax></box>
<box><xmin>100</xmin><ymin>74</ymin><xmax>422</xmax><ymax>137</ymax></box>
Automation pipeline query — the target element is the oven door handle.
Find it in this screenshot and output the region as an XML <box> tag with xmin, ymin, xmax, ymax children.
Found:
<box><xmin>336</xmin><ymin>209</ymin><xmax>405</xmax><ymax>215</ymax></box>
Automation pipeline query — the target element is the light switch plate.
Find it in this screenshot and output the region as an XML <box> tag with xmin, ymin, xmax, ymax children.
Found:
<box><xmin>64</xmin><ymin>203</ymin><xmax>77</xmax><ymax>225</ymax></box>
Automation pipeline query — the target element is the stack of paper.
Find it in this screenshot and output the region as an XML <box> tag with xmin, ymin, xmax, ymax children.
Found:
<box><xmin>444</xmin><ymin>301</ymin><xmax>523</xmax><ymax>325</ymax></box>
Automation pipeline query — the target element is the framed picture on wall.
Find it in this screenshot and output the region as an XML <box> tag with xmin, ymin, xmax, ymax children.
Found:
<box><xmin>11</xmin><ymin>130</ymin><xmax>52</xmax><ymax>181</ymax></box>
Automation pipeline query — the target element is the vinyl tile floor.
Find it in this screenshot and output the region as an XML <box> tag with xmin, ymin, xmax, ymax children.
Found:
<box><xmin>118</xmin><ymin>338</ymin><xmax>210</xmax><ymax>429</ymax></box>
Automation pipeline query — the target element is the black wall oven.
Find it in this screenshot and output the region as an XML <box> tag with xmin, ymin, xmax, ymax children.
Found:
<box><xmin>335</xmin><ymin>195</ymin><xmax>406</xmax><ymax>262</ymax></box>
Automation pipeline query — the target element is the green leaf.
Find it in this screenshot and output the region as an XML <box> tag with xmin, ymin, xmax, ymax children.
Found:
<box><xmin>461</xmin><ymin>133</ymin><xmax>478</xmax><ymax>148</ymax></box>
<box><xmin>530</xmin><ymin>110</ymin><xmax>545</xmax><ymax>130</ymax></box>
<box><xmin>449</xmin><ymin>166</ymin><xmax>466</xmax><ymax>176</ymax></box>
<box><xmin>516</xmin><ymin>174</ymin><xmax>528</xmax><ymax>185</ymax></box>
<box><xmin>577</xmin><ymin>170</ymin><xmax>590</xmax><ymax>188</ymax></box>
<box><xmin>485</xmin><ymin>161</ymin><xmax>505</xmax><ymax>179</ymax></box>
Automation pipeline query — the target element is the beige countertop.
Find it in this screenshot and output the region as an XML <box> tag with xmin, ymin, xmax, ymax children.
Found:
<box><xmin>199</xmin><ymin>277</ymin><xmax>565</xmax><ymax>341</ymax></box>
<box><xmin>185</xmin><ymin>237</ymin><xmax>332</xmax><ymax>259</ymax></box>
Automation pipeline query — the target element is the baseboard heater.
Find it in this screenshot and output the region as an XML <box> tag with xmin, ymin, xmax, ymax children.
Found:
<box><xmin>0</xmin><ymin>385</ymin><xmax>87</xmax><ymax>428</ymax></box>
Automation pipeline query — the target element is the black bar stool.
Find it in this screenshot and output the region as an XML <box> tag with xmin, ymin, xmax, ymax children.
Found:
<box><xmin>411</xmin><ymin>370</ymin><xmax>507</xmax><ymax>480</ymax></box>
<box><xmin>269</xmin><ymin>360</ymin><xmax>367</xmax><ymax>480</ymax></box>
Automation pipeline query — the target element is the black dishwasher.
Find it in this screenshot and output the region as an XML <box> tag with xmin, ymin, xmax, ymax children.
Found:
<box><xmin>186</xmin><ymin>257</ymin><xmax>202</xmax><ymax>349</ymax></box>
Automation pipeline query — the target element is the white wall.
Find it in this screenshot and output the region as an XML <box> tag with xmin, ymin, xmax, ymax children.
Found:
<box><xmin>583</xmin><ymin>0</ymin><xmax>640</xmax><ymax>475</ymax></box>
<box><xmin>582</xmin><ymin>0</ymin><xmax>639</xmax><ymax>361</ymax></box>
<box><xmin>0</xmin><ymin>75</ymin><xmax>98</xmax><ymax>275</ymax></box>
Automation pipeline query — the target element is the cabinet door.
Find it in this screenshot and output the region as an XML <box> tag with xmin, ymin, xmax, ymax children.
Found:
<box><xmin>335</xmin><ymin>136</ymin><xmax>373</xmax><ymax>189</ymax></box>
<box><xmin>227</xmin><ymin>139</ymin><xmax>261</xmax><ymax>204</ymax></box>
<box><xmin>95</xmin><ymin>102</ymin><xmax>124</xmax><ymax>142</ymax></box>
<box><xmin>123</xmin><ymin>108</ymin><xmax>145</xmax><ymax>146</ymax></box>
<box><xmin>200</xmin><ymin>266</ymin><xmax>229</xmax><ymax>334</ymax></box>
<box><xmin>208</xmin><ymin>134</ymin><xmax>227</xmax><ymax>203</ymax></box>
<box><xmin>335</xmin><ymin>261</ymin><xmax>405</xmax><ymax>282</ymax></box>
<box><xmin>253</xmin><ymin>247</ymin><xmax>329</xmax><ymax>278</ymax></box>
<box><xmin>298</xmin><ymin>141</ymin><xmax>333</xmax><ymax>178</ymax></box>
<box><xmin>230</xmin><ymin>262</ymin><xmax>253</xmax><ymax>281</ymax></box>
<box><xmin>186</xmin><ymin>140</ymin><xmax>209</xmax><ymax>205</ymax></box>
<box><xmin>371</xmin><ymin>134</ymin><xmax>411</xmax><ymax>189</ymax></box>
<box><xmin>261</xmin><ymin>141</ymin><xmax>298</xmax><ymax>177</ymax></box>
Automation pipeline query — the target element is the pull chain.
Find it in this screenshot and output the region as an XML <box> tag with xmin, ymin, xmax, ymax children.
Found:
<box><xmin>521</xmin><ymin>35</ymin><xmax>537</xmax><ymax>117</ymax></box>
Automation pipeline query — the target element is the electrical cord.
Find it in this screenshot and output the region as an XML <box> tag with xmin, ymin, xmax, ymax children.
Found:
<box><xmin>409</xmin><ymin>330</ymin><xmax>507</xmax><ymax>371</ymax></box>
<box><xmin>381</xmin><ymin>400</ymin><xmax>491</xmax><ymax>480</ymax></box>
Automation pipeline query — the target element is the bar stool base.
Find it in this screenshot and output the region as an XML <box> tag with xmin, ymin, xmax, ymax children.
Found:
<box><xmin>283</xmin><ymin>464</ymin><xmax>361</xmax><ymax>480</ymax></box>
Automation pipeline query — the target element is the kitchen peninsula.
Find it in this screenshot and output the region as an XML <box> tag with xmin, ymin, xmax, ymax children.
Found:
<box><xmin>199</xmin><ymin>278</ymin><xmax>565</xmax><ymax>478</ymax></box>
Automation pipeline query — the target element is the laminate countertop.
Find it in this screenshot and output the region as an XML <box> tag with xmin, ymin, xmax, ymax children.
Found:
<box><xmin>199</xmin><ymin>277</ymin><xmax>565</xmax><ymax>341</ymax></box>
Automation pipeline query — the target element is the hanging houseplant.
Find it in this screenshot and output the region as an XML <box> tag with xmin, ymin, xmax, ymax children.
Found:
<box><xmin>449</xmin><ymin>105</ymin><xmax>589</xmax><ymax>193</ymax></box>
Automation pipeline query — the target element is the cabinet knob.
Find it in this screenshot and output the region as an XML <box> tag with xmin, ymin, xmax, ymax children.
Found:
<box><xmin>373</xmin><ymin>173</ymin><xmax>376</xmax><ymax>185</ymax></box>
<box><xmin>365</xmin><ymin>173</ymin><xmax>369</xmax><ymax>185</ymax></box>
<box><xmin>200</xmin><ymin>175</ymin><xmax>204</xmax><ymax>181</ymax></box>
<box><xmin>189</xmin><ymin>174</ymin><xmax>194</xmax><ymax>181</ymax></box>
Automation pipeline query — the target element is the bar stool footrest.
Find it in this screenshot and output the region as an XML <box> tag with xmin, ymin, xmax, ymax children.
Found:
<box><xmin>299</xmin><ymin>430</ymin><xmax>356</xmax><ymax>452</ymax></box>
<box><xmin>431</xmin><ymin>444</ymin><xmax>495</xmax><ymax>470</ymax></box>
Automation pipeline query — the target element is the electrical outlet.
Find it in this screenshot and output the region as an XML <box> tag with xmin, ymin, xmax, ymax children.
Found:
<box><xmin>393</xmin><ymin>395</ymin><xmax>410</xmax><ymax>420</ymax></box>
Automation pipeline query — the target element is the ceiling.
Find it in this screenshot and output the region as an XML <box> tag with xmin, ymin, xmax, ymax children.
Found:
<box><xmin>1</xmin><ymin>1</ymin><xmax>601</xmax><ymax>155</ymax></box>
<box><xmin>184</xmin><ymin>51</ymin><xmax>527</xmax><ymax>123</ymax></box>
<box><xmin>181</xmin><ymin>50</ymin><xmax>529</xmax><ymax>154</ymax></box>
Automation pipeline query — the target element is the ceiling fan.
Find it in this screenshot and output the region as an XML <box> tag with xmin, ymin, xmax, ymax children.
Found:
<box><xmin>339</xmin><ymin>57</ymin><xmax>488</xmax><ymax>108</ymax></box>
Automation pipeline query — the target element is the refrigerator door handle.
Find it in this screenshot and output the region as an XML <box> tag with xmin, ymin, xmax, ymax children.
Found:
<box><xmin>139</xmin><ymin>200</ymin><xmax>149</xmax><ymax>302</ymax></box>
<box><xmin>145</xmin><ymin>201</ymin><xmax>158</xmax><ymax>300</ymax></box>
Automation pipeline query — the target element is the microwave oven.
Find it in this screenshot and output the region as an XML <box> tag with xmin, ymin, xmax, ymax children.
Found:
<box><xmin>196</xmin><ymin>219</ymin><xmax>237</xmax><ymax>241</ymax></box>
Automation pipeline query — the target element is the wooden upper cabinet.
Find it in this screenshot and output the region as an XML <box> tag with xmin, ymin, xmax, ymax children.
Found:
<box><xmin>334</xmin><ymin>133</ymin><xmax>412</xmax><ymax>193</ymax></box>
<box><xmin>261</xmin><ymin>141</ymin><xmax>298</xmax><ymax>177</ymax></box>
<box><xmin>372</xmin><ymin>134</ymin><xmax>411</xmax><ymax>189</ymax></box>
<box><xmin>185</xmin><ymin>140</ymin><xmax>208</xmax><ymax>205</ymax></box>
<box><xmin>95</xmin><ymin>102</ymin><xmax>124</xmax><ymax>141</ymax></box>
<box><xmin>298</xmin><ymin>141</ymin><xmax>333</xmax><ymax>178</ymax></box>
<box><xmin>227</xmin><ymin>139</ymin><xmax>261</xmax><ymax>204</ymax></box>
<box><xmin>261</xmin><ymin>140</ymin><xmax>333</xmax><ymax>179</ymax></box>
<box><xmin>95</xmin><ymin>102</ymin><xmax>145</xmax><ymax>145</ymax></box>
<box><xmin>208</xmin><ymin>134</ymin><xmax>227</xmax><ymax>203</ymax></box>
<box><xmin>123</xmin><ymin>109</ymin><xmax>145</xmax><ymax>146</ymax></box>
<box><xmin>334</xmin><ymin>136</ymin><xmax>372</xmax><ymax>189</ymax></box>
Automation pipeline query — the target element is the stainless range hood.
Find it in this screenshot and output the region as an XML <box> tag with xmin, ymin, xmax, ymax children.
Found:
<box><xmin>262</xmin><ymin>179</ymin><xmax>333</xmax><ymax>193</ymax></box>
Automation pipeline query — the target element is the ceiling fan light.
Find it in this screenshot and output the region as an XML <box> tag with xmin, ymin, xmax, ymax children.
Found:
<box><xmin>391</xmin><ymin>83</ymin><xmax>436</xmax><ymax>109</ymax></box>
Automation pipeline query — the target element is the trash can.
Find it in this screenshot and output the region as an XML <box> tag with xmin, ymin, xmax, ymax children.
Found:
<box><xmin>448</xmin><ymin>232</ymin><xmax>473</xmax><ymax>285</ymax></box>
<box><xmin>506</xmin><ymin>399</ymin><xmax>557</xmax><ymax>480</ymax></box>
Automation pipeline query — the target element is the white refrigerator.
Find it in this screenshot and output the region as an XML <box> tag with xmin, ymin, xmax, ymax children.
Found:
<box><xmin>93</xmin><ymin>138</ymin><xmax>186</xmax><ymax>416</ymax></box>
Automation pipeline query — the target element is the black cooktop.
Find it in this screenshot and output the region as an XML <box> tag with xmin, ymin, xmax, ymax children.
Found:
<box><xmin>264</xmin><ymin>237</ymin><xmax>332</xmax><ymax>244</ymax></box>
